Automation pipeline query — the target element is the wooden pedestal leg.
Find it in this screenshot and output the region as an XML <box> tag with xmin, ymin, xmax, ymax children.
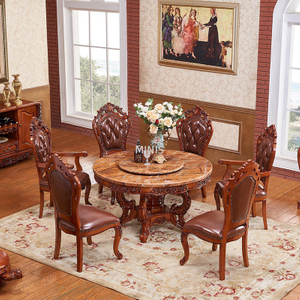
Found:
<box><xmin>170</xmin><ymin>191</ymin><xmax>191</xmax><ymax>229</ymax></box>
<box><xmin>139</xmin><ymin>195</ymin><xmax>150</xmax><ymax>243</ymax></box>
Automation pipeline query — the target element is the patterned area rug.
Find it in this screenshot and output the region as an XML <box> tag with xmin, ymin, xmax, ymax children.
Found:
<box><xmin>1</xmin><ymin>185</ymin><xmax>300</xmax><ymax>300</ymax></box>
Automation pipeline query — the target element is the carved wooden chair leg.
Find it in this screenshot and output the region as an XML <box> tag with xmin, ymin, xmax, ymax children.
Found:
<box><xmin>111</xmin><ymin>191</ymin><xmax>116</xmax><ymax>205</ymax></box>
<box><xmin>87</xmin><ymin>237</ymin><xmax>92</xmax><ymax>245</ymax></box>
<box><xmin>201</xmin><ymin>186</ymin><xmax>207</xmax><ymax>198</ymax></box>
<box><xmin>98</xmin><ymin>185</ymin><xmax>103</xmax><ymax>194</ymax></box>
<box><xmin>242</xmin><ymin>230</ymin><xmax>249</xmax><ymax>267</ymax></box>
<box><xmin>180</xmin><ymin>232</ymin><xmax>190</xmax><ymax>266</ymax></box>
<box><xmin>219</xmin><ymin>242</ymin><xmax>227</xmax><ymax>280</ymax></box>
<box><xmin>50</xmin><ymin>193</ymin><xmax>53</xmax><ymax>207</ymax></box>
<box><xmin>39</xmin><ymin>190</ymin><xmax>44</xmax><ymax>219</ymax></box>
<box><xmin>54</xmin><ymin>216</ymin><xmax>61</xmax><ymax>259</ymax></box>
<box><xmin>113</xmin><ymin>226</ymin><xmax>123</xmax><ymax>260</ymax></box>
<box><xmin>77</xmin><ymin>236</ymin><xmax>83</xmax><ymax>272</ymax></box>
<box><xmin>262</xmin><ymin>199</ymin><xmax>268</xmax><ymax>230</ymax></box>
<box><xmin>252</xmin><ymin>202</ymin><xmax>257</xmax><ymax>217</ymax></box>
<box><xmin>214</xmin><ymin>185</ymin><xmax>221</xmax><ymax>211</ymax></box>
<box><xmin>84</xmin><ymin>179</ymin><xmax>92</xmax><ymax>206</ymax></box>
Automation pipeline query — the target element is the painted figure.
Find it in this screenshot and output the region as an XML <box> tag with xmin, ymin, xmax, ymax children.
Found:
<box><xmin>162</xmin><ymin>5</ymin><xmax>175</xmax><ymax>56</ymax></box>
<box><xmin>172</xmin><ymin>7</ymin><xmax>184</xmax><ymax>56</ymax></box>
<box><xmin>182</xmin><ymin>9</ymin><xmax>200</xmax><ymax>59</ymax></box>
<box><xmin>202</xmin><ymin>8</ymin><xmax>221</xmax><ymax>63</ymax></box>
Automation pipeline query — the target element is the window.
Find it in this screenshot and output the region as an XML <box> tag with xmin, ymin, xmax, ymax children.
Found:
<box><xmin>57</xmin><ymin>0</ymin><xmax>127</xmax><ymax>129</ymax></box>
<box><xmin>268</xmin><ymin>0</ymin><xmax>300</xmax><ymax>171</ymax></box>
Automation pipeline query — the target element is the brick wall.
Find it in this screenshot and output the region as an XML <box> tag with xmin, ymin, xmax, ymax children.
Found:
<box><xmin>45</xmin><ymin>0</ymin><xmax>140</xmax><ymax>142</ymax></box>
<box><xmin>255</xmin><ymin>0</ymin><xmax>300</xmax><ymax>181</ymax></box>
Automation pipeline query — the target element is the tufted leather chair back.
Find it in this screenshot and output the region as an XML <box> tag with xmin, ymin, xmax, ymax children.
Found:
<box><xmin>92</xmin><ymin>103</ymin><xmax>132</xmax><ymax>157</ymax></box>
<box><xmin>176</xmin><ymin>106</ymin><xmax>213</xmax><ymax>157</ymax></box>
<box><xmin>30</xmin><ymin>117</ymin><xmax>52</xmax><ymax>180</ymax></box>
<box><xmin>255</xmin><ymin>125</ymin><xmax>277</xmax><ymax>183</ymax></box>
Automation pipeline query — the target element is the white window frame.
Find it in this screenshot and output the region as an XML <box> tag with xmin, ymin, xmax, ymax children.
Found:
<box><xmin>268</xmin><ymin>0</ymin><xmax>300</xmax><ymax>171</ymax></box>
<box><xmin>56</xmin><ymin>0</ymin><xmax>127</xmax><ymax>129</ymax></box>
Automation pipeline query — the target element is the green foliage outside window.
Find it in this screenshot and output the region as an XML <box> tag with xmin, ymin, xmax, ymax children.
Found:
<box><xmin>79</xmin><ymin>56</ymin><xmax>121</xmax><ymax>114</ymax></box>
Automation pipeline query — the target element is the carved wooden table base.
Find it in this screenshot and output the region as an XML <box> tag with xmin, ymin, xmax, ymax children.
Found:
<box><xmin>93</xmin><ymin>150</ymin><xmax>212</xmax><ymax>243</ymax></box>
<box><xmin>116</xmin><ymin>191</ymin><xmax>192</xmax><ymax>243</ymax></box>
<box><xmin>0</xmin><ymin>250</ymin><xmax>22</xmax><ymax>283</ymax></box>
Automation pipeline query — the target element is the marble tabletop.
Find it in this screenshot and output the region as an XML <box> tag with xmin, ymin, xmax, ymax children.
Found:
<box><xmin>93</xmin><ymin>150</ymin><xmax>212</xmax><ymax>194</ymax></box>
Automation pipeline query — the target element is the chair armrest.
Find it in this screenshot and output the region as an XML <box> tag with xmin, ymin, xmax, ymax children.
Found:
<box><xmin>55</xmin><ymin>151</ymin><xmax>88</xmax><ymax>172</ymax></box>
<box><xmin>218</xmin><ymin>159</ymin><xmax>246</xmax><ymax>166</ymax></box>
<box><xmin>218</xmin><ymin>159</ymin><xmax>247</xmax><ymax>180</ymax></box>
<box><xmin>260</xmin><ymin>171</ymin><xmax>271</xmax><ymax>178</ymax></box>
<box><xmin>36</xmin><ymin>162</ymin><xmax>47</xmax><ymax>168</ymax></box>
<box><xmin>56</xmin><ymin>151</ymin><xmax>88</xmax><ymax>158</ymax></box>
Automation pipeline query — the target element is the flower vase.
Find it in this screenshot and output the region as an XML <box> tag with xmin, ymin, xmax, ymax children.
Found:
<box><xmin>12</xmin><ymin>74</ymin><xmax>22</xmax><ymax>106</ymax></box>
<box><xmin>3</xmin><ymin>82</ymin><xmax>11</xmax><ymax>108</ymax></box>
<box><xmin>150</xmin><ymin>129</ymin><xmax>170</xmax><ymax>164</ymax></box>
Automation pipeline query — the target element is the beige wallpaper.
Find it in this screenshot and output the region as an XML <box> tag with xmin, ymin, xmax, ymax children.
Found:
<box><xmin>139</xmin><ymin>0</ymin><xmax>260</xmax><ymax>109</ymax></box>
<box><xmin>4</xmin><ymin>0</ymin><xmax>49</xmax><ymax>90</ymax></box>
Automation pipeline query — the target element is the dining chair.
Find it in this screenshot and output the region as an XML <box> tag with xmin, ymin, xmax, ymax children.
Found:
<box><xmin>47</xmin><ymin>154</ymin><xmax>123</xmax><ymax>272</ymax></box>
<box><xmin>180</xmin><ymin>160</ymin><xmax>260</xmax><ymax>280</ymax></box>
<box><xmin>30</xmin><ymin>117</ymin><xmax>91</xmax><ymax>218</ymax></box>
<box><xmin>176</xmin><ymin>106</ymin><xmax>213</xmax><ymax>198</ymax></box>
<box><xmin>216</xmin><ymin>124</ymin><xmax>277</xmax><ymax>229</ymax></box>
<box><xmin>92</xmin><ymin>102</ymin><xmax>132</xmax><ymax>204</ymax></box>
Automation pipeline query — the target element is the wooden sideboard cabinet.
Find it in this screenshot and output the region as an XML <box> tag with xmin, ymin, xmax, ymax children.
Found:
<box><xmin>0</xmin><ymin>100</ymin><xmax>41</xmax><ymax>167</ymax></box>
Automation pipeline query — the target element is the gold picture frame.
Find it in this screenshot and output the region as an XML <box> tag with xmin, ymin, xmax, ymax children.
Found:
<box><xmin>159</xmin><ymin>1</ymin><xmax>239</xmax><ymax>74</ymax></box>
<box><xmin>0</xmin><ymin>0</ymin><xmax>8</xmax><ymax>83</ymax></box>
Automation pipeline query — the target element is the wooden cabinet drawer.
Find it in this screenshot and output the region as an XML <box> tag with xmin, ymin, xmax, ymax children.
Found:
<box><xmin>0</xmin><ymin>140</ymin><xmax>18</xmax><ymax>155</ymax></box>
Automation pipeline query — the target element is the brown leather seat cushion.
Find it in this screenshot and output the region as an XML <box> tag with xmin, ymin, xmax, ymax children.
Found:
<box><xmin>59</xmin><ymin>205</ymin><xmax>119</xmax><ymax>233</ymax></box>
<box><xmin>184</xmin><ymin>210</ymin><xmax>246</xmax><ymax>239</ymax></box>
<box><xmin>75</xmin><ymin>171</ymin><xmax>90</xmax><ymax>189</ymax></box>
<box><xmin>255</xmin><ymin>184</ymin><xmax>267</xmax><ymax>199</ymax></box>
<box><xmin>39</xmin><ymin>177</ymin><xmax>49</xmax><ymax>188</ymax></box>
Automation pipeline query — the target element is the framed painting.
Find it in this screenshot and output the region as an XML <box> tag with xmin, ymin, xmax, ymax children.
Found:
<box><xmin>0</xmin><ymin>0</ymin><xmax>8</xmax><ymax>83</ymax></box>
<box><xmin>158</xmin><ymin>1</ymin><xmax>239</xmax><ymax>74</ymax></box>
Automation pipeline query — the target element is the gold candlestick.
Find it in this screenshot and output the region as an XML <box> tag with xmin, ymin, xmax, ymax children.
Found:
<box><xmin>12</xmin><ymin>74</ymin><xmax>22</xmax><ymax>106</ymax></box>
<box><xmin>3</xmin><ymin>82</ymin><xmax>11</xmax><ymax>108</ymax></box>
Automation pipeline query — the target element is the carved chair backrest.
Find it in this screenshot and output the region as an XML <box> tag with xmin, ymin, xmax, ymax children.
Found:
<box><xmin>176</xmin><ymin>106</ymin><xmax>213</xmax><ymax>157</ymax></box>
<box><xmin>255</xmin><ymin>124</ymin><xmax>277</xmax><ymax>185</ymax></box>
<box><xmin>30</xmin><ymin>117</ymin><xmax>52</xmax><ymax>181</ymax></box>
<box><xmin>47</xmin><ymin>154</ymin><xmax>81</xmax><ymax>229</ymax></box>
<box><xmin>92</xmin><ymin>103</ymin><xmax>132</xmax><ymax>157</ymax></box>
<box><xmin>221</xmin><ymin>160</ymin><xmax>260</xmax><ymax>233</ymax></box>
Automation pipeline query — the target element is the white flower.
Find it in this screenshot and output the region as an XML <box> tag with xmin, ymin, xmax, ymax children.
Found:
<box><xmin>172</xmin><ymin>122</ymin><xmax>176</xmax><ymax>127</ymax></box>
<box><xmin>164</xmin><ymin>117</ymin><xmax>173</xmax><ymax>127</ymax></box>
<box><xmin>167</xmin><ymin>103</ymin><xmax>173</xmax><ymax>111</ymax></box>
<box><xmin>150</xmin><ymin>124</ymin><xmax>158</xmax><ymax>134</ymax></box>
<box><xmin>154</xmin><ymin>104</ymin><xmax>164</xmax><ymax>113</ymax></box>
<box><xmin>142</xmin><ymin>106</ymin><xmax>148</xmax><ymax>112</ymax></box>
<box><xmin>145</xmin><ymin>101</ymin><xmax>151</xmax><ymax>106</ymax></box>
<box><xmin>146</xmin><ymin>111</ymin><xmax>153</xmax><ymax>120</ymax></box>
<box><xmin>178</xmin><ymin>111</ymin><xmax>183</xmax><ymax>116</ymax></box>
<box><xmin>137</xmin><ymin>103</ymin><xmax>144</xmax><ymax>109</ymax></box>
<box><xmin>174</xmin><ymin>110</ymin><xmax>178</xmax><ymax>114</ymax></box>
<box><xmin>133</xmin><ymin>103</ymin><xmax>137</xmax><ymax>107</ymax></box>
<box><xmin>170</xmin><ymin>110</ymin><xmax>175</xmax><ymax>116</ymax></box>
<box><xmin>150</xmin><ymin>114</ymin><xmax>159</xmax><ymax>123</ymax></box>
<box><xmin>175</xmin><ymin>105</ymin><xmax>178</xmax><ymax>109</ymax></box>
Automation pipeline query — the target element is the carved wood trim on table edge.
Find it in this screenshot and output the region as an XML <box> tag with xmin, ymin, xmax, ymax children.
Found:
<box><xmin>94</xmin><ymin>174</ymin><xmax>211</xmax><ymax>195</ymax></box>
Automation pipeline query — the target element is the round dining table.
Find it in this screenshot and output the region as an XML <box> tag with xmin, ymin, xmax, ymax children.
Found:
<box><xmin>93</xmin><ymin>149</ymin><xmax>212</xmax><ymax>243</ymax></box>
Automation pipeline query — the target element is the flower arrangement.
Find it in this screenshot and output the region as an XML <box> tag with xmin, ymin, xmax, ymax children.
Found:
<box><xmin>134</xmin><ymin>98</ymin><xmax>184</xmax><ymax>135</ymax></box>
